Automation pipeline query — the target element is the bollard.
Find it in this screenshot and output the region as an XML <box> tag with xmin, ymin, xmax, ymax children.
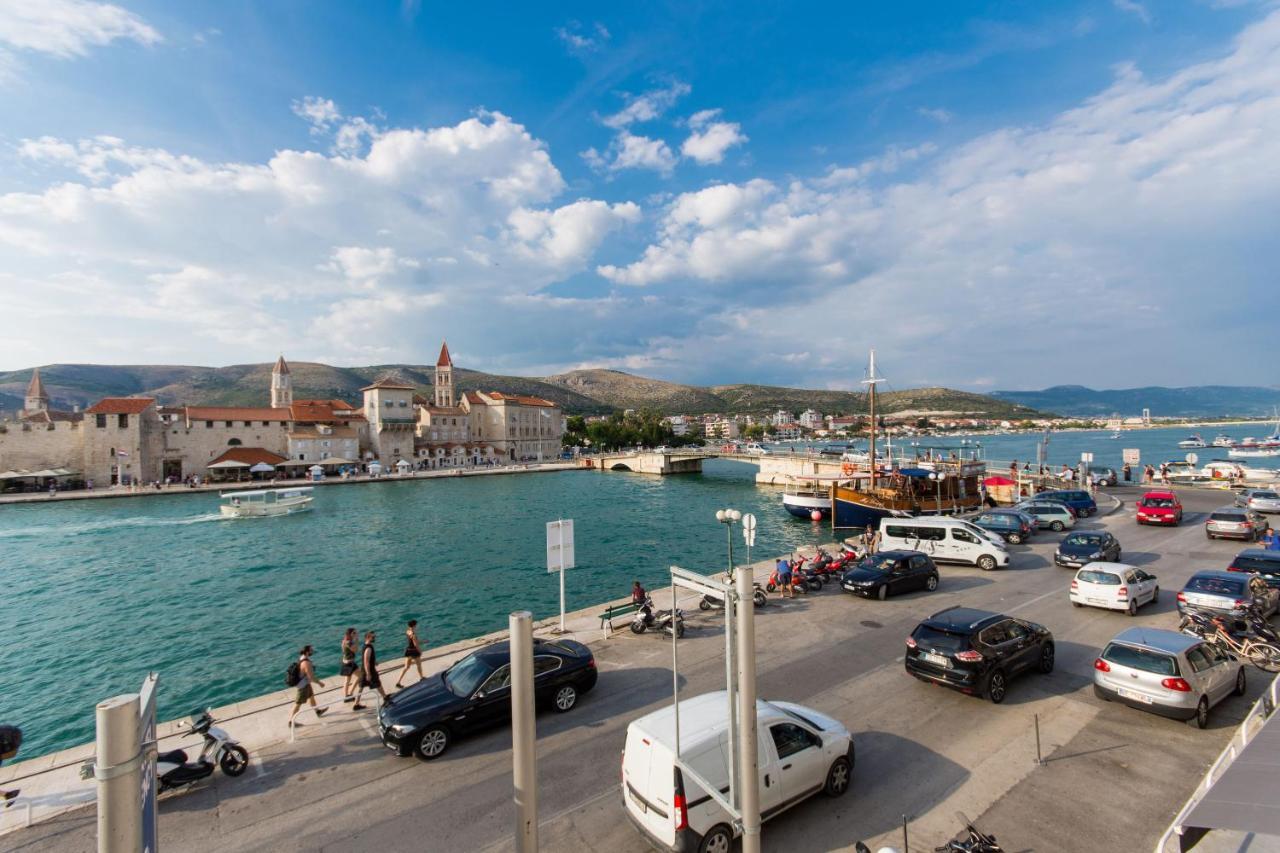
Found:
<box><xmin>95</xmin><ymin>694</ymin><xmax>142</xmax><ymax>853</ymax></box>
<box><xmin>510</xmin><ymin>611</ymin><xmax>538</xmax><ymax>852</ymax></box>
<box><xmin>1033</xmin><ymin>713</ymin><xmax>1044</xmax><ymax>766</ymax></box>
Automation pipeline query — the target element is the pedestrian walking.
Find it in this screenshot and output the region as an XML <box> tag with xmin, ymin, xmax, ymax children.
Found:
<box><xmin>353</xmin><ymin>631</ymin><xmax>392</xmax><ymax>710</ymax></box>
<box><xmin>340</xmin><ymin>628</ymin><xmax>360</xmax><ymax>702</ymax></box>
<box><xmin>395</xmin><ymin>619</ymin><xmax>424</xmax><ymax>689</ymax></box>
<box><xmin>286</xmin><ymin>645</ymin><xmax>326</xmax><ymax>728</ymax></box>
<box><xmin>1159</xmin><ymin>463</ymin><xmax>1169</xmax><ymax>484</ymax></box>
<box><xmin>0</xmin><ymin>725</ymin><xmax>22</xmax><ymax>806</ymax></box>
<box><xmin>1122</xmin><ymin>462</ymin><xmax>1131</xmax><ymax>483</ymax></box>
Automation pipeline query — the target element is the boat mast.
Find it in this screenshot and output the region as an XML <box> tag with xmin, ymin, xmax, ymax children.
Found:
<box><xmin>863</xmin><ymin>349</ymin><xmax>883</xmax><ymax>489</ymax></box>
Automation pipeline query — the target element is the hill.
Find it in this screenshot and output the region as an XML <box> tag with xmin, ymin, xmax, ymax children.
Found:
<box><xmin>2</xmin><ymin>362</ymin><xmax>1047</xmax><ymax>420</ymax></box>
<box><xmin>992</xmin><ymin>385</ymin><xmax>1280</xmax><ymax>419</ymax></box>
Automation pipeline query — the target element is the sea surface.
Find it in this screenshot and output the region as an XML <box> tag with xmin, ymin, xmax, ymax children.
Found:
<box><xmin>0</xmin><ymin>424</ymin><xmax>1272</xmax><ymax>760</ymax></box>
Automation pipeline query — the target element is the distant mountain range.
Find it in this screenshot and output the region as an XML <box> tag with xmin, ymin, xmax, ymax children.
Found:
<box><xmin>992</xmin><ymin>385</ymin><xmax>1280</xmax><ymax>419</ymax></box>
<box><xmin>0</xmin><ymin>363</ymin><xmax>1044</xmax><ymax>419</ymax></box>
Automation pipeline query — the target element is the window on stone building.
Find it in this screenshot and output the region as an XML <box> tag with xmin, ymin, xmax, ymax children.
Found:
<box><xmin>261</xmin><ymin>421</ymin><xmax>269</xmax><ymax>427</ymax></box>
<box><xmin>225</xmin><ymin>421</ymin><xmax>233</xmax><ymax>427</ymax></box>
<box><xmin>96</xmin><ymin>414</ymin><xmax>107</xmax><ymax>428</ymax></box>
<box><xmin>243</xmin><ymin>421</ymin><xmax>252</xmax><ymax>427</ymax></box>
<box><xmin>228</xmin><ymin>438</ymin><xmax>242</xmax><ymax>446</ymax></box>
<box><xmin>399</xmin><ymin>401</ymin><xmax>407</xmax><ymax>407</ymax></box>
<box><xmin>385</xmin><ymin>401</ymin><xmax>393</xmax><ymax>408</ymax></box>
<box><xmin>118</xmin><ymin>414</ymin><xmax>129</xmax><ymax>428</ymax></box>
<box><xmin>206</xmin><ymin>421</ymin><xmax>213</xmax><ymax>428</ymax></box>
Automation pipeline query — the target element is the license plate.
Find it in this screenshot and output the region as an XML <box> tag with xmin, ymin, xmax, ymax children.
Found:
<box><xmin>1088</xmin><ymin>598</ymin><xmax>1108</xmax><ymax>606</ymax></box>
<box><xmin>1116</xmin><ymin>687</ymin><xmax>1152</xmax><ymax>704</ymax></box>
<box><xmin>922</xmin><ymin>652</ymin><xmax>950</xmax><ymax>667</ymax></box>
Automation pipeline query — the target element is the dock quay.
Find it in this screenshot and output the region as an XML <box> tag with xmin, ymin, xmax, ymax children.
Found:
<box><xmin>1</xmin><ymin>484</ymin><xmax>1271</xmax><ymax>852</ymax></box>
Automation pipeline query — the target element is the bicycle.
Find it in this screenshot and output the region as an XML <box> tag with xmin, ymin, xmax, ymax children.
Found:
<box><xmin>1206</xmin><ymin>625</ymin><xmax>1280</xmax><ymax>672</ymax></box>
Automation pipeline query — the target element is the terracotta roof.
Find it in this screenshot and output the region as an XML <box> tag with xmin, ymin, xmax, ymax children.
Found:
<box><xmin>208</xmin><ymin>447</ymin><xmax>289</xmax><ymax>467</ymax></box>
<box><xmin>463</xmin><ymin>391</ymin><xmax>486</xmax><ymax>405</ymax></box>
<box><xmin>289</xmin><ymin>400</ymin><xmax>363</xmax><ymax>423</ymax></box>
<box><xmin>20</xmin><ymin>409</ymin><xmax>81</xmax><ymax>424</ymax></box>
<box><xmin>412</xmin><ymin>394</ymin><xmax>432</xmax><ymax>406</ymax></box>
<box><xmin>422</xmin><ymin>405</ymin><xmax>465</xmax><ymax>416</ymax></box>
<box><xmin>483</xmin><ymin>391</ymin><xmax>556</xmax><ymax>407</ymax></box>
<box><xmin>360</xmin><ymin>376</ymin><xmax>416</xmax><ymax>391</ymax></box>
<box><xmin>85</xmin><ymin>397</ymin><xmax>156</xmax><ymax>415</ymax></box>
<box><xmin>273</xmin><ymin>354</ymin><xmax>290</xmax><ymax>375</ymax></box>
<box><xmin>185</xmin><ymin>406</ymin><xmax>290</xmax><ymax>421</ymax></box>
<box><xmin>26</xmin><ymin>367</ymin><xmax>47</xmax><ymax>402</ymax></box>
<box><xmin>436</xmin><ymin>341</ymin><xmax>453</xmax><ymax>367</ymax></box>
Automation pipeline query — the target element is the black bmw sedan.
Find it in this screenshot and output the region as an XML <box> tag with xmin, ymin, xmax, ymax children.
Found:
<box><xmin>379</xmin><ymin>637</ymin><xmax>598</xmax><ymax>760</ymax></box>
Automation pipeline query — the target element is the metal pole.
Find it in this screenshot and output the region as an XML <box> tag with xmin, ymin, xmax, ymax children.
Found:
<box><xmin>96</xmin><ymin>694</ymin><xmax>141</xmax><ymax>853</ymax></box>
<box><xmin>725</xmin><ymin>583</ymin><xmax>737</xmax><ymax>813</ymax></box>
<box><xmin>672</xmin><ymin>576</ymin><xmax>680</xmax><ymax>765</ymax></box>
<box><xmin>509</xmin><ymin>611</ymin><xmax>538</xmax><ymax>852</ymax></box>
<box><xmin>735</xmin><ymin>567</ymin><xmax>761</xmax><ymax>853</ymax></box>
<box><xmin>558</xmin><ymin>521</ymin><xmax>566</xmax><ymax>633</ymax></box>
<box><xmin>1034</xmin><ymin>713</ymin><xmax>1044</xmax><ymax>766</ymax></box>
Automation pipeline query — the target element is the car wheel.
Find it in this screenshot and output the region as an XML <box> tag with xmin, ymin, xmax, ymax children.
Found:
<box><xmin>988</xmin><ymin>670</ymin><xmax>1008</xmax><ymax>704</ymax></box>
<box><xmin>1206</xmin><ymin>531</ymin><xmax>1214</xmax><ymax>540</ymax></box>
<box><xmin>1152</xmin><ymin>587</ymin><xmax>1159</xmax><ymax>604</ymax></box>
<box><xmin>1234</xmin><ymin>667</ymin><xmax>1247</xmax><ymax>696</ymax></box>
<box><xmin>823</xmin><ymin>755</ymin><xmax>852</xmax><ymax>797</ymax></box>
<box><xmin>1115</xmin><ymin>549</ymin><xmax>1122</xmax><ymax>560</ymax></box>
<box><xmin>977</xmin><ymin>555</ymin><xmax>997</xmax><ymax>571</ymax></box>
<box><xmin>1128</xmin><ymin>599</ymin><xmax>1138</xmax><ymax>617</ymax></box>
<box><xmin>698</xmin><ymin>824</ymin><xmax>733</xmax><ymax>853</ymax></box>
<box><xmin>414</xmin><ymin>725</ymin><xmax>450</xmax><ymax>761</ymax></box>
<box><xmin>1195</xmin><ymin>696</ymin><xmax>1210</xmax><ymax>729</ymax></box>
<box><xmin>1051</xmin><ymin>521</ymin><xmax>1065</xmax><ymax>532</ymax></box>
<box><xmin>926</xmin><ymin>574</ymin><xmax>939</xmax><ymax>592</ymax></box>
<box><xmin>1007</xmin><ymin>533</ymin><xmax>1023</xmax><ymax>545</ymax></box>
<box><xmin>552</xmin><ymin>684</ymin><xmax>578</xmax><ymax>712</ymax></box>
<box><xmin>877</xmin><ymin>584</ymin><xmax>887</xmax><ymax>601</ymax></box>
<box><xmin>1038</xmin><ymin>642</ymin><xmax>1055</xmax><ymax>674</ymax></box>
<box><xmin>1071</xmin><ymin>600</ymin><xmax>1083</xmax><ymax>607</ymax></box>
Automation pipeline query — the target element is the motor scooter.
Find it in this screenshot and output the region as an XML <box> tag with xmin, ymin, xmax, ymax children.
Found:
<box><xmin>156</xmin><ymin>710</ymin><xmax>250</xmax><ymax>792</ymax></box>
<box><xmin>631</xmin><ymin>596</ymin><xmax>686</xmax><ymax>638</ymax></box>
<box><xmin>699</xmin><ymin>582</ymin><xmax>768</xmax><ymax>610</ymax></box>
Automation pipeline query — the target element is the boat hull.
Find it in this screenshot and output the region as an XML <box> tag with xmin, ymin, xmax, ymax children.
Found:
<box><xmin>782</xmin><ymin>491</ymin><xmax>830</xmax><ymax>519</ymax></box>
<box><xmin>220</xmin><ymin>499</ymin><xmax>313</xmax><ymax>518</ymax></box>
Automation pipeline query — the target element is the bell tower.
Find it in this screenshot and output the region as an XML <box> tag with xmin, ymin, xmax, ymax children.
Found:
<box><xmin>271</xmin><ymin>355</ymin><xmax>293</xmax><ymax>408</ymax></box>
<box><xmin>434</xmin><ymin>342</ymin><xmax>454</xmax><ymax>408</ymax></box>
<box><xmin>24</xmin><ymin>367</ymin><xmax>49</xmax><ymax>415</ymax></box>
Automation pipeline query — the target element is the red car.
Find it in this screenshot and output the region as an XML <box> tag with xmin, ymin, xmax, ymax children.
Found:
<box><xmin>1136</xmin><ymin>490</ymin><xmax>1183</xmax><ymax>526</ymax></box>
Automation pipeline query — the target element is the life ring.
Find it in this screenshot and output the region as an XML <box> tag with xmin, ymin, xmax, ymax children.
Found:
<box><xmin>841</xmin><ymin>462</ymin><xmax>855</xmax><ymax>476</ymax></box>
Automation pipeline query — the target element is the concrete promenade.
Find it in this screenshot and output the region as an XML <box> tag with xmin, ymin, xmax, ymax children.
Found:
<box><xmin>2</xmin><ymin>484</ymin><xmax>1274</xmax><ymax>852</ymax></box>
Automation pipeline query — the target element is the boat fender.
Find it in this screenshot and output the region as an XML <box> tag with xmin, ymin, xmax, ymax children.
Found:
<box><xmin>841</xmin><ymin>462</ymin><xmax>855</xmax><ymax>476</ymax></box>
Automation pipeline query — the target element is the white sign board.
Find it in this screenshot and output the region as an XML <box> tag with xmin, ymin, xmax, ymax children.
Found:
<box><xmin>742</xmin><ymin>513</ymin><xmax>757</xmax><ymax>548</ymax></box>
<box><xmin>1123</xmin><ymin>448</ymin><xmax>1140</xmax><ymax>465</ymax></box>
<box><xmin>1186</xmin><ymin>452</ymin><xmax>1199</xmax><ymax>465</ymax></box>
<box><xmin>1080</xmin><ymin>452</ymin><xmax>1093</xmax><ymax>463</ymax></box>
<box><xmin>546</xmin><ymin>519</ymin><xmax>575</xmax><ymax>572</ymax></box>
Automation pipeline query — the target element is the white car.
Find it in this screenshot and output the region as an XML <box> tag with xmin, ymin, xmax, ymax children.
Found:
<box><xmin>622</xmin><ymin>692</ymin><xmax>854</xmax><ymax>852</ymax></box>
<box><xmin>742</xmin><ymin>442</ymin><xmax>770</xmax><ymax>455</ymax></box>
<box><xmin>1069</xmin><ymin>562</ymin><xmax>1159</xmax><ymax>615</ymax></box>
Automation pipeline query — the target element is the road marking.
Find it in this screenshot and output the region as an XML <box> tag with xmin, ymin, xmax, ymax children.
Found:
<box><xmin>475</xmin><ymin>787</ymin><xmax>619</xmax><ymax>853</ymax></box>
<box><xmin>1004</xmin><ymin>587</ymin><xmax>1061</xmax><ymax>615</ymax></box>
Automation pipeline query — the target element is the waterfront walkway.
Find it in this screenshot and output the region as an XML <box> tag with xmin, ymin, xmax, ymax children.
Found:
<box><xmin>2</xmin><ymin>485</ymin><xmax>1271</xmax><ymax>852</ymax></box>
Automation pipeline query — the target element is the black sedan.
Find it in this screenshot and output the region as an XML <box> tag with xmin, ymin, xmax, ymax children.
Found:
<box><xmin>841</xmin><ymin>550</ymin><xmax>939</xmax><ymax>600</ymax></box>
<box><xmin>1054</xmin><ymin>531</ymin><xmax>1121</xmax><ymax>569</ymax></box>
<box><xmin>379</xmin><ymin>638</ymin><xmax>598</xmax><ymax>760</ymax></box>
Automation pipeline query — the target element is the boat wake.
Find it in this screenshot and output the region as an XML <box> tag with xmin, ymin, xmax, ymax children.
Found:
<box><xmin>0</xmin><ymin>513</ymin><xmax>223</xmax><ymax>540</ymax></box>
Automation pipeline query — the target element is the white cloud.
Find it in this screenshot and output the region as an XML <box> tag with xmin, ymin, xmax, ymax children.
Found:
<box><xmin>0</xmin><ymin>0</ymin><xmax>159</xmax><ymax>57</ymax></box>
<box><xmin>681</xmin><ymin>118</ymin><xmax>748</xmax><ymax>165</ymax></box>
<box><xmin>556</xmin><ymin>21</ymin><xmax>610</xmax><ymax>53</ymax></box>
<box><xmin>601</xmin><ymin>81</ymin><xmax>691</xmax><ymax>128</ymax></box>
<box><xmin>583</xmin><ymin>130</ymin><xmax>678</xmax><ymax>175</ymax></box>
<box><xmin>1113</xmin><ymin>0</ymin><xmax>1152</xmax><ymax>24</ymax></box>
<box><xmin>0</xmin><ymin>109</ymin><xmax>644</xmax><ymax>369</ymax></box>
<box><xmin>596</xmin><ymin>11</ymin><xmax>1280</xmax><ymax>386</ymax></box>
<box><xmin>292</xmin><ymin>96</ymin><xmax>341</xmax><ymax>131</ymax></box>
<box><xmin>916</xmin><ymin>106</ymin><xmax>954</xmax><ymax>123</ymax></box>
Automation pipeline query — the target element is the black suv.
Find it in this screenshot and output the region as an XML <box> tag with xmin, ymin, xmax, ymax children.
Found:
<box><xmin>1227</xmin><ymin>549</ymin><xmax>1280</xmax><ymax>590</ymax></box>
<box><xmin>905</xmin><ymin>606</ymin><xmax>1054</xmax><ymax>703</ymax></box>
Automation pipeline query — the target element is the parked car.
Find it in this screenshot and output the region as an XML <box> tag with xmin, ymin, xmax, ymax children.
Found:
<box><xmin>904</xmin><ymin>606</ymin><xmax>1054</xmax><ymax>704</ymax></box>
<box><xmin>1226</xmin><ymin>549</ymin><xmax>1280</xmax><ymax>589</ymax></box>
<box><xmin>876</xmin><ymin>517</ymin><xmax>1009</xmax><ymax>571</ymax></box>
<box><xmin>622</xmin><ymin>691</ymin><xmax>854</xmax><ymax>853</ymax></box>
<box><xmin>1037</xmin><ymin>489</ymin><xmax>1098</xmax><ymax>517</ymax></box>
<box><xmin>840</xmin><ymin>550</ymin><xmax>939</xmax><ymax>599</ymax></box>
<box><xmin>1055</xmin><ymin>531</ymin><xmax>1122</xmax><ymax>569</ymax></box>
<box><xmin>1176</xmin><ymin>570</ymin><xmax>1279</xmax><ymax>619</ymax></box>
<box><xmin>742</xmin><ymin>442</ymin><xmax>770</xmax><ymax>456</ymax></box>
<box><xmin>1205</xmin><ymin>506</ymin><xmax>1265</xmax><ymax>541</ymax></box>
<box><xmin>1089</xmin><ymin>467</ymin><xmax>1119</xmax><ymax>487</ymax></box>
<box><xmin>1235</xmin><ymin>488</ymin><xmax>1280</xmax><ymax>514</ymax></box>
<box><xmin>1070</xmin><ymin>563</ymin><xmax>1158</xmax><ymax>615</ymax></box>
<box><xmin>1014</xmin><ymin>500</ymin><xmax>1077</xmax><ymax>532</ymax></box>
<box><xmin>378</xmin><ymin>637</ymin><xmax>597</xmax><ymax>760</ymax></box>
<box><xmin>1136</xmin><ymin>491</ymin><xmax>1183</xmax><ymax>526</ymax></box>
<box><xmin>1093</xmin><ymin>627</ymin><xmax>1245</xmax><ymax>728</ymax></box>
<box><xmin>972</xmin><ymin>510</ymin><xmax>1034</xmax><ymax>545</ymax></box>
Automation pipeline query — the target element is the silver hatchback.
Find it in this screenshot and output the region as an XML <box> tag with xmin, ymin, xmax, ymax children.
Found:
<box><xmin>1093</xmin><ymin>627</ymin><xmax>1245</xmax><ymax>728</ymax></box>
<box><xmin>1235</xmin><ymin>489</ymin><xmax>1280</xmax><ymax>513</ymax></box>
<box><xmin>1205</xmin><ymin>506</ymin><xmax>1265</xmax><ymax>541</ymax></box>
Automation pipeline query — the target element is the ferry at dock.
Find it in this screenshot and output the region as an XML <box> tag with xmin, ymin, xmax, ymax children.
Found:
<box><xmin>219</xmin><ymin>487</ymin><xmax>314</xmax><ymax>518</ymax></box>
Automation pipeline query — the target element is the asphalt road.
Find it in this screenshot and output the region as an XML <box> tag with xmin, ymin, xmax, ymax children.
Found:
<box><xmin>7</xmin><ymin>485</ymin><xmax>1271</xmax><ymax>853</ymax></box>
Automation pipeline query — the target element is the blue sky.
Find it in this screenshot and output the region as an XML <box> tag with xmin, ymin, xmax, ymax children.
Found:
<box><xmin>0</xmin><ymin>1</ymin><xmax>1275</xmax><ymax>391</ymax></box>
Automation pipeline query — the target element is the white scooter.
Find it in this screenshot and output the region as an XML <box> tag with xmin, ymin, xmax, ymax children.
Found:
<box><xmin>157</xmin><ymin>710</ymin><xmax>249</xmax><ymax>792</ymax></box>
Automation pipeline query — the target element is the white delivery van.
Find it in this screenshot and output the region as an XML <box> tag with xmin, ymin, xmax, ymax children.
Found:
<box><xmin>622</xmin><ymin>691</ymin><xmax>854</xmax><ymax>853</ymax></box>
<box><xmin>878</xmin><ymin>516</ymin><xmax>1010</xmax><ymax>571</ymax></box>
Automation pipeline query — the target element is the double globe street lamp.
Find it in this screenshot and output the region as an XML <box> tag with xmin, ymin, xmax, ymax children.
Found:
<box><xmin>716</xmin><ymin>507</ymin><xmax>742</xmax><ymax>580</ymax></box>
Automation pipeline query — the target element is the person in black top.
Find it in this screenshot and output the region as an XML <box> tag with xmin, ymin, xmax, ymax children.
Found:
<box><xmin>1</xmin><ymin>725</ymin><xmax>21</xmax><ymax>805</ymax></box>
<box><xmin>340</xmin><ymin>628</ymin><xmax>360</xmax><ymax>702</ymax></box>
<box><xmin>394</xmin><ymin>619</ymin><xmax>424</xmax><ymax>689</ymax></box>
<box><xmin>353</xmin><ymin>631</ymin><xmax>392</xmax><ymax>711</ymax></box>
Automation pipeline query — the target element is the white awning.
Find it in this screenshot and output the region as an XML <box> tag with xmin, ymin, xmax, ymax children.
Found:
<box><xmin>314</xmin><ymin>456</ymin><xmax>357</xmax><ymax>466</ymax></box>
<box><xmin>248</xmin><ymin>462</ymin><xmax>276</xmax><ymax>473</ymax></box>
<box><xmin>207</xmin><ymin>460</ymin><xmax>250</xmax><ymax>469</ymax></box>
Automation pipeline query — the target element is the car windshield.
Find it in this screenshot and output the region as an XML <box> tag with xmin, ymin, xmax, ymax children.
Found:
<box><xmin>1231</xmin><ymin>557</ymin><xmax>1280</xmax><ymax>574</ymax></box>
<box><xmin>977</xmin><ymin>515</ymin><xmax>1010</xmax><ymax>526</ymax></box>
<box><xmin>443</xmin><ymin>653</ymin><xmax>497</xmax><ymax>697</ymax></box>
<box><xmin>858</xmin><ymin>556</ymin><xmax>898</xmax><ymax>573</ymax></box>
<box><xmin>914</xmin><ymin>625</ymin><xmax>971</xmax><ymax>653</ymax></box>
<box><xmin>1252</xmin><ymin>492</ymin><xmax>1279</xmax><ymax>500</ymax></box>
<box><xmin>1185</xmin><ymin>576</ymin><xmax>1245</xmax><ymax>596</ymax></box>
<box><xmin>1210</xmin><ymin>512</ymin><xmax>1246</xmax><ymax>521</ymax></box>
<box><xmin>1064</xmin><ymin>534</ymin><xmax>1102</xmax><ymax>547</ymax></box>
<box><xmin>1078</xmin><ymin>570</ymin><xmax>1120</xmax><ymax>585</ymax></box>
<box><xmin>1102</xmin><ymin>643</ymin><xmax>1178</xmax><ymax>676</ymax></box>
<box><xmin>1144</xmin><ymin>498</ymin><xmax>1175</xmax><ymax>508</ymax></box>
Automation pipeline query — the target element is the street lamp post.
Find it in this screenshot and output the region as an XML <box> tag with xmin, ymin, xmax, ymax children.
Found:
<box><xmin>929</xmin><ymin>472</ymin><xmax>942</xmax><ymax>514</ymax></box>
<box><xmin>716</xmin><ymin>508</ymin><xmax>742</xmax><ymax>580</ymax></box>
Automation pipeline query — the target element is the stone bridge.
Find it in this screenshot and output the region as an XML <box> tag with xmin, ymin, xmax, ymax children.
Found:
<box><xmin>586</xmin><ymin>450</ymin><xmax>851</xmax><ymax>483</ymax></box>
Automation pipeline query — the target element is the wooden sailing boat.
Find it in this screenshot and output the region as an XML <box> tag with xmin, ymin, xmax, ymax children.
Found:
<box><xmin>831</xmin><ymin>350</ymin><xmax>986</xmax><ymax>529</ymax></box>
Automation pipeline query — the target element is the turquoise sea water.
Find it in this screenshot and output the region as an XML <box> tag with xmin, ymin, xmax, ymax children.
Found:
<box><xmin>0</xmin><ymin>424</ymin><xmax>1271</xmax><ymax>760</ymax></box>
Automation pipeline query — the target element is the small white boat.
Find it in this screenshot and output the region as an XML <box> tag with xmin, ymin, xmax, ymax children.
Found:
<box><xmin>1211</xmin><ymin>434</ymin><xmax>1234</xmax><ymax>448</ymax></box>
<box><xmin>1202</xmin><ymin>461</ymin><xmax>1279</xmax><ymax>483</ymax></box>
<box><xmin>1177</xmin><ymin>434</ymin><xmax>1206</xmax><ymax>449</ymax></box>
<box><xmin>782</xmin><ymin>487</ymin><xmax>831</xmax><ymax>520</ymax></box>
<box><xmin>1229</xmin><ymin>446</ymin><xmax>1280</xmax><ymax>458</ymax></box>
<box><xmin>1109</xmin><ymin>430</ymin><xmax>1122</xmax><ymax>439</ymax></box>
<box><xmin>1161</xmin><ymin>461</ymin><xmax>1206</xmax><ymax>484</ymax></box>
<box><xmin>219</xmin><ymin>487</ymin><xmax>314</xmax><ymax>518</ymax></box>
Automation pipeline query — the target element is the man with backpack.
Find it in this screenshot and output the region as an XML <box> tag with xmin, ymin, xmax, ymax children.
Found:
<box><xmin>286</xmin><ymin>645</ymin><xmax>326</xmax><ymax>728</ymax></box>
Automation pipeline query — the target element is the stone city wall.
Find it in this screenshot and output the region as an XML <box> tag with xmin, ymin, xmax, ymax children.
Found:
<box><xmin>0</xmin><ymin>420</ymin><xmax>84</xmax><ymax>472</ymax></box>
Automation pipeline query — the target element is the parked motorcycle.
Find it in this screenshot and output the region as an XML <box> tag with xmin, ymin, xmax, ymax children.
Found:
<box><xmin>934</xmin><ymin>813</ymin><xmax>1004</xmax><ymax>852</ymax></box>
<box><xmin>698</xmin><ymin>584</ymin><xmax>768</xmax><ymax>610</ymax></box>
<box><xmin>157</xmin><ymin>710</ymin><xmax>249</xmax><ymax>792</ymax></box>
<box><xmin>765</xmin><ymin>562</ymin><xmax>814</xmax><ymax>594</ymax></box>
<box><xmin>631</xmin><ymin>596</ymin><xmax>686</xmax><ymax>638</ymax></box>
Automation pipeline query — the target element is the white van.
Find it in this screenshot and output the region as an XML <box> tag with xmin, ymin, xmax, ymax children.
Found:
<box><xmin>622</xmin><ymin>691</ymin><xmax>854</xmax><ymax>852</ymax></box>
<box><xmin>878</xmin><ymin>516</ymin><xmax>1010</xmax><ymax>571</ymax></box>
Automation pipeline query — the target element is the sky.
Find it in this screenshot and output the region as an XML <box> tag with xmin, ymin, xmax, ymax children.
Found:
<box><xmin>0</xmin><ymin>0</ymin><xmax>1276</xmax><ymax>391</ymax></box>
